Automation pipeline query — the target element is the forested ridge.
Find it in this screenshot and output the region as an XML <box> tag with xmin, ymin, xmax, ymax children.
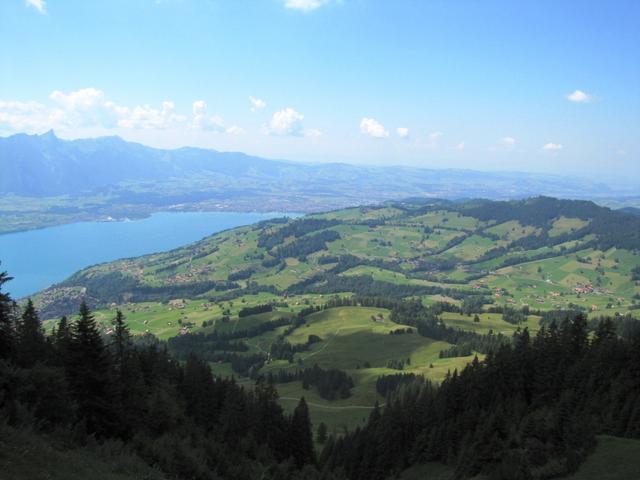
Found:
<box><xmin>0</xmin><ymin>271</ymin><xmax>324</xmax><ymax>480</ymax></box>
<box><xmin>3</xmin><ymin>266</ymin><xmax>640</xmax><ymax>479</ymax></box>
<box><xmin>322</xmin><ymin>314</ymin><xmax>640</xmax><ymax>479</ymax></box>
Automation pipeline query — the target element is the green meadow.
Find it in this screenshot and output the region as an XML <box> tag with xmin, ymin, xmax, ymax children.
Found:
<box><xmin>35</xmin><ymin>198</ymin><xmax>640</xmax><ymax>439</ymax></box>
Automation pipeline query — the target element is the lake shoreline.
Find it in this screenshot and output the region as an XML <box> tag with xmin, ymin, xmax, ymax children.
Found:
<box><xmin>0</xmin><ymin>205</ymin><xmax>307</xmax><ymax>236</ymax></box>
<box><xmin>1</xmin><ymin>211</ymin><xmax>299</xmax><ymax>299</ymax></box>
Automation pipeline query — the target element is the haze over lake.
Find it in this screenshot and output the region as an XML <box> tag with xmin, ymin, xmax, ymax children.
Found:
<box><xmin>0</xmin><ymin>211</ymin><xmax>295</xmax><ymax>298</ymax></box>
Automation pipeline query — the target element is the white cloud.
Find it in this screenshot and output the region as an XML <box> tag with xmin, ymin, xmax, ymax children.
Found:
<box><xmin>396</xmin><ymin>127</ymin><xmax>409</xmax><ymax>138</ymax></box>
<box><xmin>191</xmin><ymin>100</ymin><xmax>225</xmax><ymax>132</ymax></box>
<box><xmin>360</xmin><ymin>117</ymin><xmax>388</xmax><ymax>138</ymax></box>
<box><xmin>269</xmin><ymin>107</ymin><xmax>305</xmax><ymax>136</ymax></box>
<box><xmin>50</xmin><ymin>87</ymin><xmax>105</xmax><ymax>110</ymax></box>
<box><xmin>0</xmin><ymin>100</ymin><xmax>51</xmax><ymax>132</ymax></box>
<box><xmin>429</xmin><ymin>131</ymin><xmax>443</xmax><ymax>142</ymax></box>
<box><xmin>119</xmin><ymin>101</ymin><xmax>186</xmax><ymax>130</ymax></box>
<box><xmin>192</xmin><ymin>100</ymin><xmax>207</xmax><ymax>116</ymax></box>
<box><xmin>489</xmin><ymin>136</ymin><xmax>517</xmax><ymax>152</ymax></box>
<box><xmin>50</xmin><ymin>88</ymin><xmax>127</xmax><ymax>128</ymax></box>
<box><xmin>249</xmin><ymin>96</ymin><xmax>266</xmax><ymax>111</ymax></box>
<box><xmin>49</xmin><ymin>87</ymin><xmax>186</xmax><ymax>130</ymax></box>
<box><xmin>305</xmin><ymin>128</ymin><xmax>322</xmax><ymax>137</ymax></box>
<box><xmin>284</xmin><ymin>0</ymin><xmax>329</xmax><ymax>11</ymax></box>
<box><xmin>454</xmin><ymin>142</ymin><xmax>465</xmax><ymax>151</ymax></box>
<box><xmin>566</xmin><ymin>90</ymin><xmax>593</xmax><ymax>103</ymax></box>
<box><xmin>421</xmin><ymin>131</ymin><xmax>444</xmax><ymax>148</ymax></box>
<box><xmin>225</xmin><ymin>125</ymin><xmax>245</xmax><ymax>135</ymax></box>
<box><xmin>542</xmin><ymin>142</ymin><xmax>563</xmax><ymax>151</ymax></box>
<box><xmin>25</xmin><ymin>0</ymin><xmax>46</xmax><ymax>14</ymax></box>
<box><xmin>0</xmin><ymin>89</ymin><xmax>256</xmax><ymax>135</ymax></box>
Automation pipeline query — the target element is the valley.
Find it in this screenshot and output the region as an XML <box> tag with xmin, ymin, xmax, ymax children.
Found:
<box><xmin>31</xmin><ymin>196</ymin><xmax>640</xmax><ymax>436</ymax></box>
<box><xmin>3</xmin><ymin>2</ymin><xmax>639</xmax><ymax>478</ymax></box>
<box><xmin>2</xmin><ymin>132</ymin><xmax>638</xmax><ymax>235</ymax></box>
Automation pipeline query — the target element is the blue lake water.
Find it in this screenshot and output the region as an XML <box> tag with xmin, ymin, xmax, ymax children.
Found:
<box><xmin>0</xmin><ymin>211</ymin><xmax>296</xmax><ymax>298</ymax></box>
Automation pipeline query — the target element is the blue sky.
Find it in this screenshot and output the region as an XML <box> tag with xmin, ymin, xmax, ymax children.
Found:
<box><xmin>1</xmin><ymin>0</ymin><xmax>638</xmax><ymax>183</ymax></box>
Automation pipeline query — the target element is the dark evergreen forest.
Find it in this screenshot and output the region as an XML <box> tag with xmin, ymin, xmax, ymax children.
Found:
<box><xmin>2</xmin><ymin>268</ymin><xmax>640</xmax><ymax>479</ymax></box>
<box><xmin>0</xmin><ymin>270</ymin><xmax>321</xmax><ymax>480</ymax></box>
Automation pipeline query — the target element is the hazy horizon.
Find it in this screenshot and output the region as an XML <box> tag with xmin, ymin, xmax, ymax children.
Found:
<box><xmin>3</xmin><ymin>128</ymin><xmax>638</xmax><ymax>191</ymax></box>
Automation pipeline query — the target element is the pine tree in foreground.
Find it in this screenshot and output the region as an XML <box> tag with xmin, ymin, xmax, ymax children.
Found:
<box><xmin>16</xmin><ymin>299</ymin><xmax>46</xmax><ymax>368</ymax></box>
<box><xmin>0</xmin><ymin>268</ymin><xmax>15</xmax><ymax>361</ymax></box>
<box><xmin>66</xmin><ymin>301</ymin><xmax>115</xmax><ymax>437</ymax></box>
<box><xmin>290</xmin><ymin>397</ymin><xmax>315</xmax><ymax>468</ymax></box>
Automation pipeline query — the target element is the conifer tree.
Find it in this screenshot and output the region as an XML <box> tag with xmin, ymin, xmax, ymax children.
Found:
<box><xmin>111</xmin><ymin>310</ymin><xmax>130</xmax><ymax>374</ymax></box>
<box><xmin>290</xmin><ymin>396</ymin><xmax>315</xmax><ymax>468</ymax></box>
<box><xmin>220</xmin><ymin>382</ymin><xmax>249</xmax><ymax>443</ymax></box>
<box><xmin>53</xmin><ymin>315</ymin><xmax>71</xmax><ymax>362</ymax></box>
<box><xmin>593</xmin><ymin>317</ymin><xmax>616</xmax><ymax>346</ymax></box>
<box><xmin>252</xmin><ymin>376</ymin><xmax>289</xmax><ymax>460</ymax></box>
<box><xmin>67</xmin><ymin>301</ymin><xmax>115</xmax><ymax>437</ymax></box>
<box><xmin>317</xmin><ymin>421</ymin><xmax>328</xmax><ymax>444</ymax></box>
<box><xmin>16</xmin><ymin>299</ymin><xmax>46</xmax><ymax>367</ymax></box>
<box><xmin>0</xmin><ymin>269</ymin><xmax>15</xmax><ymax>361</ymax></box>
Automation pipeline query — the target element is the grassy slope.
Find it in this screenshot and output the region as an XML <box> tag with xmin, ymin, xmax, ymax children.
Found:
<box><xmin>440</xmin><ymin>312</ymin><xmax>541</xmax><ymax>335</ymax></box>
<box><xmin>259</xmin><ymin>306</ymin><xmax>470</xmax><ymax>434</ymax></box>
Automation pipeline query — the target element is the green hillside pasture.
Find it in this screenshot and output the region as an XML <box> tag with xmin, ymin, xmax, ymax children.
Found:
<box><xmin>440</xmin><ymin>311</ymin><xmax>541</xmax><ymax>335</ymax></box>
<box><xmin>348</xmin><ymin>206</ymin><xmax>407</xmax><ymax>221</ymax></box>
<box><xmin>470</xmin><ymin>245</ymin><xmax>558</xmax><ymax>272</ymax></box>
<box><xmin>283</xmin><ymin>307</ymin><xmax>437</xmax><ymax>369</ymax></box>
<box><xmin>549</xmin><ymin>216</ymin><xmax>590</xmax><ymax>237</ymax></box>
<box><xmin>424</xmin><ymin>229</ymin><xmax>467</xmax><ymax>252</ymax></box>
<box><xmin>277</xmin><ymin>381</ymin><xmax>377</xmax><ymax>436</ymax></box>
<box><xmin>64</xmin><ymin>292</ymin><xmax>325</xmax><ymax>341</ymax></box>
<box><xmin>340</xmin><ymin>266</ymin><xmax>456</xmax><ymax>291</ymax></box>
<box><xmin>90</xmin><ymin>300</ymin><xmax>214</xmax><ymax>340</ymax></box>
<box><xmin>452</xmin><ymin>234</ymin><xmax>500</xmax><ymax>261</ymax></box>
<box><xmin>274</xmin><ymin>349</ymin><xmax>476</xmax><ymax>434</ymax></box>
<box><xmin>254</xmin><ymin>257</ymin><xmax>319</xmax><ymax>290</ymax></box>
<box><xmin>484</xmin><ymin>220</ymin><xmax>540</xmax><ymax>242</ymax></box>
<box><xmin>210</xmin><ymin>310</ymin><xmax>294</xmax><ymax>335</ymax></box>
<box><xmin>141</xmin><ymin>226</ymin><xmax>260</xmax><ymax>283</ymax></box>
<box><xmin>341</xmin><ymin>266</ymin><xmax>412</xmax><ymax>284</ymax></box>
<box><xmin>314</xmin><ymin>206</ymin><xmax>405</xmax><ymax>222</ymax></box>
<box><xmin>423</xmin><ymin>295</ymin><xmax>462</xmax><ymax>306</ymax></box>
<box><xmin>485</xmin><ymin>248</ymin><xmax>640</xmax><ymax>310</ymax></box>
<box><xmin>468</xmin><ymin>237</ymin><xmax>596</xmax><ymax>273</ymax></box>
<box><xmin>326</xmin><ymin>224</ymin><xmax>423</xmax><ymax>260</ymax></box>
<box><xmin>277</xmin><ymin>353</ymin><xmax>479</xmax><ymax>435</ymax></box>
<box><xmin>412</xmin><ymin>210</ymin><xmax>482</xmax><ymax>230</ymax></box>
<box><xmin>262</xmin><ymin>307</ymin><xmax>480</xmax><ymax>432</ymax></box>
<box><xmin>208</xmin><ymin>361</ymin><xmax>236</xmax><ymax>378</ymax></box>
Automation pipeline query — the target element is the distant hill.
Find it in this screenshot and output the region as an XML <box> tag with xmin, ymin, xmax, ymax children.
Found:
<box><xmin>0</xmin><ymin>131</ymin><xmax>618</xmax><ymax>200</ymax></box>
<box><xmin>620</xmin><ymin>206</ymin><xmax>640</xmax><ymax>216</ymax></box>
<box><xmin>0</xmin><ymin>130</ymin><xmax>294</xmax><ymax>196</ymax></box>
<box><xmin>32</xmin><ymin>196</ymin><xmax>640</xmax><ymax>320</ymax></box>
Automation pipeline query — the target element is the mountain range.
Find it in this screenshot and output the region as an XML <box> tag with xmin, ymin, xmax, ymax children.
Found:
<box><xmin>0</xmin><ymin>131</ymin><xmax>623</xmax><ymax>200</ymax></box>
